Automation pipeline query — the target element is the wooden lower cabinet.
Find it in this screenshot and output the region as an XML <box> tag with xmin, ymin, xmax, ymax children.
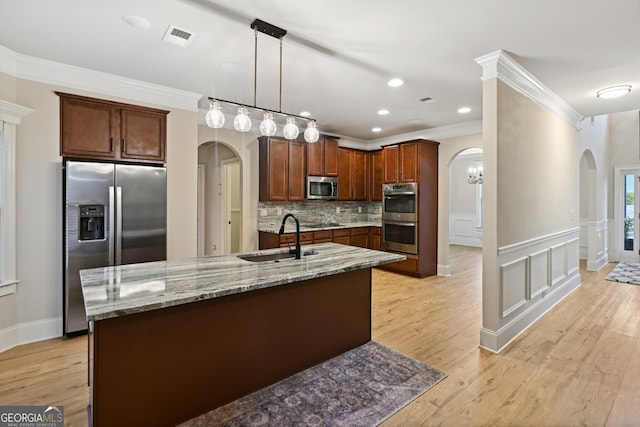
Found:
<box><xmin>369</xmin><ymin>227</ymin><xmax>381</xmax><ymax>251</ymax></box>
<box><xmin>260</xmin><ymin>226</ymin><xmax>384</xmax><ymax>252</ymax></box>
<box><xmin>350</xmin><ymin>227</ymin><xmax>369</xmax><ymax>248</ymax></box>
<box><xmin>313</xmin><ymin>230</ymin><xmax>332</xmax><ymax>244</ymax></box>
<box><xmin>332</xmin><ymin>229</ymin><xmax>351</xmax><ymax>246</ymax></box>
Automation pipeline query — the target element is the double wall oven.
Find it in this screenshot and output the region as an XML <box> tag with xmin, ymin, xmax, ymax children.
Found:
<box><xmin>382</xmin><ymin>182</ymin><xmax>418</xmax><ymax>254</ymax></box>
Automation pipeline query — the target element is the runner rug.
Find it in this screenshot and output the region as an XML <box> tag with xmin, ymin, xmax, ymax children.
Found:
<box><xmin>606</xmin><ymin>262</ymin><xmax>640</xmax><ymax>285</ymax></box>
<box><xmin>180</xmin><ymin>341</ymin><xmax>446</xmax><ymax>427</ymax></box>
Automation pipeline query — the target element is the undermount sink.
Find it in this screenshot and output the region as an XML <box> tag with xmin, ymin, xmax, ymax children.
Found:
<box><xmin>237</xmin><ymin>249</ymin><xmax>319</xmax><ymax>263</ymax></box>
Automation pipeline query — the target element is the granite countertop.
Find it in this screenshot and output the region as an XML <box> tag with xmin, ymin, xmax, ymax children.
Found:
<box><xmin>80</xmin><ymin>243</ymin><xmax>404</xmax><ymax>322</ymax></box>
<box><xmin>259</xmin><ymin>221</ymin><xmax>382</xmax><ymax>234</ymax></box>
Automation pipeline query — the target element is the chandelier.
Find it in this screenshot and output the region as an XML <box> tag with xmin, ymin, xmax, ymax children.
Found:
<box><xmin>205</xmin><ymin>19</ymin><xmax>320</xmax><ymax>143</ymax></box>
<box><xmin>468</xmin><ymin>164</ymin><xmax>483</xmax><ymax>184</ymax></box>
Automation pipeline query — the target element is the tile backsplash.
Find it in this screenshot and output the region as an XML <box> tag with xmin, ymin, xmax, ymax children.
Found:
<box><xmin>258</xmin><ymin>200</ymin><xmax>381</xmax><ymax>229</ymax></box>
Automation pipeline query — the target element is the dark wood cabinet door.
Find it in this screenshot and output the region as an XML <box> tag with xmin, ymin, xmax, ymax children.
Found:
<box><xmin>264</xmin><ymin>138</ymin><xmax>288</xmax><ymax>201</ymax></box>
<box><xmin>120</xmin><ymin>108</ymin><xmax>166</xmax><ymax>162</ymax></box>
<box><xmin>306</xmin><ymin>140</ymin><xmax>323</xmax><ymax>176</ymax></box>
<box><xmin>323</xmin><ymin>137</ymin><xmax>339</xmax><ymax>176</ymax></box>
<box><xmin>333</xmin><ymin>236</ymin><xmax>351</xmax><ymax>245</ymax></box>
<box><xmin>350</xmin><ymin>234</ymin><xmax>369</xmax><ymax>248</ymax></box>
<box><xmin>369</xmin><ymin>150</ymin><xmax>383</xmax><ymax>201</ymax></box>
<box><xmin>60</xmin><ymin>95</ymin><xmax>117</xmax><ymax>159</ymax></box>
<box><xmin>288</xmin><ymin>141</ymin><xmax>306</xmax><ymax>201</ymax></box>
<box><xmin>400</xmin><ymin>142</ymin><xmax>418</xmax><ymax>182</ymax></box>
<box><xmin>337</xmin><ymin>148</ymin><xmax>353</xmax><ymax>200</ymax></box>
<box><xmin>352</xmin><ymin>150</ymin><xmax>367</xmax><ymax>200</ymax></box>
<box><xmin>383</xmin><ymin>145</ymin><xmax>399</xmax><ymax>183</ymax></box>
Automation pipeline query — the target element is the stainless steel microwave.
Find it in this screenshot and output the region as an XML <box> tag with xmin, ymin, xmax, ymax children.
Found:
<box><xmin>306</xmin><ymin>176</ymin><xmax>338</xmax><ymax>200</ymax></box>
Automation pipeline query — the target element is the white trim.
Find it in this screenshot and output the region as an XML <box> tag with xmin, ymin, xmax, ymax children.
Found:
<box><xmin>437</xmin><ymin>264</ymin><xmax>451</xmax><ymax>276</ymax></box>
<box><xmin>0</xmin><ymin>317</ymin><xmax>62</xmax><ymax>354</ymax></box>
<box><xmin>0</xmin><ymin>100</ymin><xmax>35</xmax><ymax>124</ymax></box>
<box><xmin>369</xmin><ymin>120</ymin><xmax>482</xmax><ymax>148</ymax></box>
<box><xmin>498</xmin><ymin>227</ymin><xmax>581</xmax><ymax>256</ymax></box>
<box><xmin>0</xmin><ymin>44</ymin><xmax>202</xmax><ymax>112</ymax></box>
<box><xmin>0</xmin><ymin>281</ymin><xmax>17</xmax><ymax>297</ymax></box>
<box><xmin>475</xmin><ymin>50</ymin><xmax>584</xmax><ymax>130</ymax></box>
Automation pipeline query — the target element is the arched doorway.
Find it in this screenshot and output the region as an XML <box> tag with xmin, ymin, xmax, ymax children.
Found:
<box><xmin>449</xmin><ymin>148</ymin><xmax>484</xmax><ymax>249</ymax></box>
<box><xmin>579</xmin><ymin>149</ymin><xmax>605</xmax><ymax>270</ymax></box>
<box><xmin>197</xmin><ymin>141</ymin><xmax>243</xmax><ymax>256</ymax></box>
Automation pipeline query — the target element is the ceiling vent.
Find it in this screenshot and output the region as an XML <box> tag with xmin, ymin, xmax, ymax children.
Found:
<box><xmin>162</xmin><ymin>25</ymin><xmax>194</xmax><ymax>47</ymax></box>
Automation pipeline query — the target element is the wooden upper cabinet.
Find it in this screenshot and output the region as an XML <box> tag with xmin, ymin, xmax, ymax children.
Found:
<box><xmin>383</xmin><ymin>145</ymin><xmax>399</xmax><ymax>183</ymax></box>
<box><xmin>383</xmin><ymin>142</ymin><xmax>418</xmax><ymax>183</ymax></box>
<box><xmin>287</xmin><ymin>141</ymin><xmax>306</xmax><ymax>201</ymax></box>
<box><xmin>352</xmin><ymin>150</ymin><xmax>368</xmax><ymax>201</ymax></box>
<box><xmin>337</xmin><ymin>148</ymin><xmax>353</xmax><ymax>201</ymax></box>
<box><xmin>307</xmin><ymin>136</ymin><xmax>338</xmax><ymax>176</ymax></box>
<box><xmin>259</xmin><ymin>137</ymin><xmax>307</xmax><ymax>202</ymax></box>
<box><xmin>369</xmin><ymin>150</ymin><xmax>383</xmax><ymax>201</ymax></box>
<box><xmin>120</xmin><ymin>108</ymin><xmax>166</xmax><ymax>162</ymax></box>
<box><xmin>57</xmin><ymin>92</ymin><xmax>168</xmax><ymax>163</ymax></box>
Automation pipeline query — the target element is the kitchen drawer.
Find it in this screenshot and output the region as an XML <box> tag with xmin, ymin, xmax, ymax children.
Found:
<box><xmin>370</xmin><ymin>226</ymin><xmax>381</xmax><ymax>236</ymax></box>
<box><xmin>313</xmin><ymin>230</ymin><xmax>332</xmax><ymax>241</ymax></box>
<box><xmin>332</xmin><ymin>229</ymin><xmax>350</xmax><ymax>238</ymax></box>
<box><xmin>280</xmin><ymin>232</ymin><xmax>313</xmax><ymax>244</ymax></box>
<box><xmin>350</xmin><ymin>227</ymin><xmax>369</xmax><ymax>236</ymax></box>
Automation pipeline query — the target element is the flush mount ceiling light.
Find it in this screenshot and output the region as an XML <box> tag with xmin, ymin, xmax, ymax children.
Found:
<box><xmin>458</xmin><ymin>106</ymin><xmax>471</xmax><ymax>114</ymax></box>
<box><xmin>377</xmin><ymin>109</ymin><xmax>389</xmax><ymax>115</ymax></box>
<box><xmin>372</xmin><ymin>127</ymin><xmax>382</xmax><ymax>133</ymax></box>
<box><xmin>596</xmin><ymin>85</ymin><xmax>631</xmax><ymax>99</ymax></box>
<box><xmin>387</xmin><ymin>78</ymin><xmax>404</xmax><ymax>87</ymax></box>
<box><xmin>206</xmin><ymin>18</ymin><xmax>319</xmax><ymax>143</ymax></box>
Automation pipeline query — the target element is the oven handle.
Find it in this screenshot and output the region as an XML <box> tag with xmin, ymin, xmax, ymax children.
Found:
<box><xmin>383</xmin><ymin>192</ymin><xmax>416</xmax><ymax>196</ymax></box>
<box><xmin>383</xmin><ymin>220</ymin><xmax>416</xmax><ymax>227</ymax></box>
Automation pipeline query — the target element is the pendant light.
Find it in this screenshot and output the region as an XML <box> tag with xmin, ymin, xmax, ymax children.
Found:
<box><xmin>206</xmin><ymin>19</ymin><xmax>320</xmax><ymax>142</ymax></box>
<box><xmin>233</xmin><ymin>106</ymin><xmax>251</xmax><ymax>132</ymax></box>
<box><xmin>283</xmin><ymin>117</ymin><xmax>299</xmax><ymax>140</ymax></box>
<box><xmin>304</xmin><ymin>121</ymin><xmax>319</xmax><ymax>143</ymax></box>
<box><xmin>205</xmin><ymin>101</ymin><xmax>225</xmax><ymax>128</ymax></box>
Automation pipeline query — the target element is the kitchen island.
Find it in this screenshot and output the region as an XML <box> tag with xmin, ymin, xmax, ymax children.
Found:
<box><xmin>81</xmin><ymin>243</ymin><xmax>404</xmax><ymax>427</ymax></box>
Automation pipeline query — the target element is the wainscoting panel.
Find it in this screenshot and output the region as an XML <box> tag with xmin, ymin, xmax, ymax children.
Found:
<box><xmin>500</xmin><ymin>257</ymin><xmax>528</xmax><ymax>318</ymax></box>
<box><xmin>450</xmin><ymin>213</ymin><xmax>483</xmax><ymax>247</ymax></box>
<box><xmin>480</xmin><ymin>227</ymin><xmax>581</xmax><ymax>353</ymax></box>
<box><xmin>529</xmin><ymin>249</ymin><xmax>550</xmax><ymax>299</ymax></box>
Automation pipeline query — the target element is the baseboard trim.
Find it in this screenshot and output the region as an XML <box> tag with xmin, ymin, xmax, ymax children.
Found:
<box><xmin>587</xmin><ymin>252</ymin><xmax>609</xmax><ymax>272</ymax></box>
<box><xmin>480</xmin><ymin>273</ymin><xmax>581</xmax><ymax>353</ymax></box>
<box><xmin>437</xmin><ymin>264</ymin><xmax>451</xmax><ymax>276</ymax></box>
<box><xmin>0</xmin><ymin>317</ymin><xmax>62</xmax><ymax>354</ymax></box>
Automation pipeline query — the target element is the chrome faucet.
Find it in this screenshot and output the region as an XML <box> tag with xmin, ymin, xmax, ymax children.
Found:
<box><xmin>279</xmin><ymin>213</ymin><xmax>301</xmax><ymax>259</ymax></box>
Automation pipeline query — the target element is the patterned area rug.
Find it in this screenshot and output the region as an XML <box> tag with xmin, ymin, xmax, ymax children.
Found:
<box><xmin>606</xmin><ymin>262</ymin><xmax>640</xmax><ymax>285</ymax></box>
<box><xmin>180</xmin><ymin>341</ymin><xmax>446</xmax><ymax>427</ymax></box>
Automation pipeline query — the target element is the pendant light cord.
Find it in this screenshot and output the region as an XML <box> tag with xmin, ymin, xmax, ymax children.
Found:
<box><xmin>254</xmin><ymin>27</ymin><xmax>258</xmax><ymax>107</ymax></box>
<box><xmin>279</xmin><ymin>36</ymin><xmax>283</xmax><ymax>113</ymax></box>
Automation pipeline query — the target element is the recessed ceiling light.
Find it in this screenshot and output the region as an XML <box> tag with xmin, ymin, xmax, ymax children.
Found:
<box><xmin>387</xmin><ymin>78</ymin><xmax>403</xmax><ymax>88</ymax></box>
<box><xmin>372</xmin><ymin>127</ymin><xmax>382</xmax><ymax>133</ymax></box>
<box><xmin>596</xmin><ymin>85</ymin><xmax>631</xmax><ymax>99</ymax></box>
<box><xmin>377</xmin><ymin>109</ymin><xmax>389</xmax><ymax>115</ymax></box>
<box><xmin>123</xmin><ymin>15</ymin><xmax>151</xmax><ymax>30</ymax></box>
<box><xmin>300</xmin><ymin>111</ymin><xmax>311</xmax><ymax>117</ymax></box>
<box><xmin>458</xmin><ymin>106</ymin><xmax>471</xmax><ymax>114</ymax></box>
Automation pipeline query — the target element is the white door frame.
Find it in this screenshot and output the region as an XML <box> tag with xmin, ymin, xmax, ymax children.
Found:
<box><xmin>614</xmin><ymin>166</ymin><xmax>640</xmax><ymax>262</ymax></box>
<box><xmin>197</xmin><ymin>164</ymin><xmax>205</xmax><ymax>257</ymax></box>
<box><xmin>221</xmin><ymin>159</ymin><xmax>241</xmax><ymax>254</ymax></box>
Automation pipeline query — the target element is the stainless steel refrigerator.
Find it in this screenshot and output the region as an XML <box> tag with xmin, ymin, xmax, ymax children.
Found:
<box><xmin>63</xmin><ymin>160</ymin><xmax>167</xmax><ymax>335</ymax></box>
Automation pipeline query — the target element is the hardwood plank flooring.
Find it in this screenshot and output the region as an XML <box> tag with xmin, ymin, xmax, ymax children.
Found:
<box><xmin>1</xmin><ymin>245</ymin><xmax>638</xmax><ymax>426</ymax></box>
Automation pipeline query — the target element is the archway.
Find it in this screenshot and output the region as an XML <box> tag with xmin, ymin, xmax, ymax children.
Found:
<box><xmin>449</xmin><ymin>148</ymin><xmax>484</xmax><ymax>249</ymax></box>
<box><xmin>197</xmin><ymin>141</ymin><xmax>243</xmax><ymax>256</ymax></box>
<box><xmin>579</xmin><ymin>149</ymin><xmax>602</xmax><ymax>270</ymax></box>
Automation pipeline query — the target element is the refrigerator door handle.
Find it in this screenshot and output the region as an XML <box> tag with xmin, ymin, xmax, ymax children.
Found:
<box><xmin>116</xmin><ymin>186</ymin><xmax>123</xmax><ymax>265</ymax></box>
<box><xmin>108</xmin><ymin>186</ymin><xmax>115</xmax><ymax>265</ymax></box>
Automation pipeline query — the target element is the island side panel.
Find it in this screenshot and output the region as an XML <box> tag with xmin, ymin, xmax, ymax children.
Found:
<box><xmin>91</xmin><ymin>268</ymin><xmax>372</xmax><ymax>427</ymax></box>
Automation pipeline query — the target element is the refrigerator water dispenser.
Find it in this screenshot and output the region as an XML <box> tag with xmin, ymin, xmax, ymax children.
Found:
<box><xmin>79</xmin><ymin>205</ymin><xmax>105</xmax><ymax>240</ymax></box>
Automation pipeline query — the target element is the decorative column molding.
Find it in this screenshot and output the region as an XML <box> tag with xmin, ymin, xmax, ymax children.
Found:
<box><xmin>475</xmin><ymin>50</ymin><xmax>584</xmax><ymax>130</ymax></box>
<box><xmin>0</xmin><ymin>99</ymin><xmax>34</xmax><ymax>292</ymax></box>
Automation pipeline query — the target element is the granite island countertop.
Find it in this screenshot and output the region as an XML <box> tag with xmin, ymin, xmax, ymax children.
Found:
<box><xmin>80</xmin><ymin>243</ymin><xmax>404</xmax><ymax>322</ymax></box>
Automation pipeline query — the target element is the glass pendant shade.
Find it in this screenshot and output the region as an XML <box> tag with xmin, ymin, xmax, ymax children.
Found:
<box><xmin>259</xmin><ymin>112</ymin><xmax>277</xmax><ymax>136</ymax></box>
<box><xmin>303</xmin><ymin>121</ymin><xmax>319</xmax><ymax>143</ymax></box>
<box><xmin>233</xmin><ymin>107</ymin><xmax>252</xmax><ymax>132</ymax></box>
<box><xmin>283</xmin><ymin>117</ymin><xmax>299</xmax><ymax>140</ymax></box>
<box><xmin>205</xmin><ymin>101</ymin><xmax>225</xmax><ymax>128</ymax></box>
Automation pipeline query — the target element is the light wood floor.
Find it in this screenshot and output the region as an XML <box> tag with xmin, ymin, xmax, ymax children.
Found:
<box><xmin>1</xmin><ymin>245</ymin><xmax>638</xmax><ymax>426</ymax></box>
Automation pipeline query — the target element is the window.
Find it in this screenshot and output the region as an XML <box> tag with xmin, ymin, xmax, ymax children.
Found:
<box><xmin>0</xmin><ymin>100</ymin><xmax>34</xmax><ymax>295</ymax></box>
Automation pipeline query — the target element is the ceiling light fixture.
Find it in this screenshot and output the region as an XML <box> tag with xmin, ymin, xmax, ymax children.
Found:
<box><xmin>596</xmin><ymin>85</ymin><xmax>631</xmax><ymax>99</ymax></box>
<box><xmin>206</xmin><ymin>19</ymin><xmax>319</xmax><ymax>143</ymax></box>
<box><xmin>123</xmin><ymin>15</ymin><xmax>151</xmax><ymax>30</ymax></box>
<box><xmin>468</xmin><ymin>163</ymin><xmax>483</xmax><ymax>185</ymax></box>
<box><xmin>372</xmin><ymin>127</ymin><xmax>382</xmax><ymax>133</ymax></box>
<box><xmin>388</xmin><ymin>78</ymin><xmax>404</xmax><ymax>87</ymax></box>
<box><xmin>377</xmin><ymin>109</ymin><xmax>389</xmax><ymax>115</ymax></box>
<box><xmin>458</xmin><ymin>106</ymin><xmax>471</xmax><ymax>114</ymax></box>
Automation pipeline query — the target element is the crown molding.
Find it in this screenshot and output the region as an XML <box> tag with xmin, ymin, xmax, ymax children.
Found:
<box><xmin>475</xmin><ymin>50</ymin><xmax>584</xmax><ymax>130</ymax></box>
<box><xmin>369</xmin><ymin>119</ymin><xmax>482</xmax><ymax>148</ymax></box>
<box><xmin>0</xmin><ymin>45</ymin><xmax>202</xmax><ymax>112</ymax></box>
<box><xmin>0</xmin><ymin>100</ymin><xmax>35</xmax><ymax>125</ymax></box>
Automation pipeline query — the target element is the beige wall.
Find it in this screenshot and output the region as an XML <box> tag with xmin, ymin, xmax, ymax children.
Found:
<box><xmin>496</xmin><ymin>81</ymin><xmax>578</xmax><ymax>247</ymax></box>
<box><xmin>608</xmin><ymin>110</ymin><xmax>639</xmax><ymax>220</ymax></box>
<box><xmin>1</xmin><ymin>74</ymin><xmax>198</xmax><ymax>348</ymax></box>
